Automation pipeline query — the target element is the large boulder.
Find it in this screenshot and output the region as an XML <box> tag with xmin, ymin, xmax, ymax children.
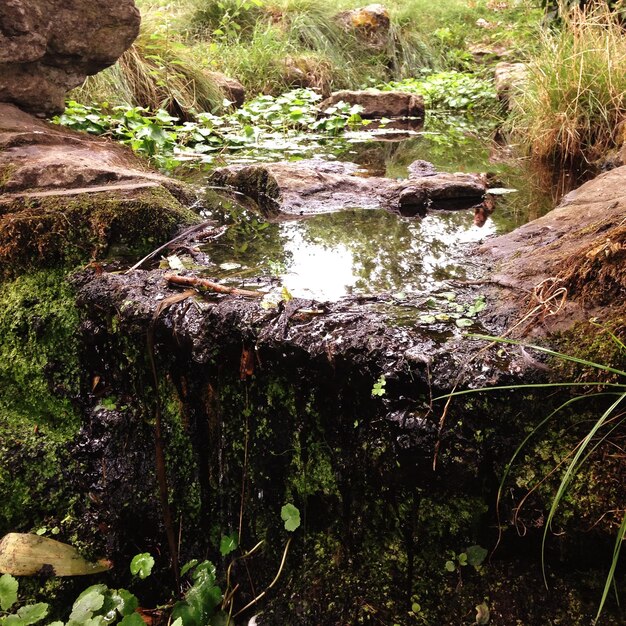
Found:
<box><xmin>0</xmin><ymin>0</ymin><xmax>140</xmax><ymax>117</ymax></box>
<box><xmin>320</xmin><ymin>89</ymin><xmax>424</xmax><ymax>119</ymax></box>
<box><xmin>336</xmin><ymin>4</ymin><xmax>391</xmax><ymax>51</ymax></box>
<box><xmin>494</xmin><ymin>61</ymin><xmax>528</xmax><ymax>110</ymax></box>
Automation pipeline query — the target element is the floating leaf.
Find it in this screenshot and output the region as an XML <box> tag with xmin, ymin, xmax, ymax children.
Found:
<box><xmin>444</xmin><ymin>560</ymin><xmax>456</xmax><ymax>572</ymax></box>
<box><xmin>456</xmin><ymin>318</ymin><xmax>474</xmax><ymax>328</ymax></box>
<box><xmin>281</xmin><ymin>504</ymin><xmax>301</xmax><ymax>532</ymax></box>
<box><xmin>130</xmin><ymin>553</ymin><xmax>154</xmax><ymax>579</ymax></box>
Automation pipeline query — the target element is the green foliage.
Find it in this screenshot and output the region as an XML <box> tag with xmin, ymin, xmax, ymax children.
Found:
<box><xmin>0</xmin><ymin>576</ymin><xmax>18</xmax><ymax>612</ymax></box>
<box><xmin>419</xmin><ymin>293</ymin><xmax>487</xmax><ymax>328</ymax></box>
<box><xmin>439</xmin><ymin>331</ymin><xmax>626</xmax><ymax>620</ymax></box>
<box><xmin>381</xmin><ymin>71</ymin><xmax>498</xmax><ymax>114</ymax></box>
<box><xmin>280</xmin><ymin>503</ymin><xmax>301</xmax><ymax>532</ymax></box>
<box><xmin>171</xmin><ymin>561</ymin><xmax>223</xmax><ymax>626</ymax></box>
<box><xmin>507</xmin><ymin>4</ymin><xmax>626</xmax><ymax>163</ymax></box>
<box><xmin>53</xmin><ymin>89</ymin><xmax>364</xmax><ymax>169</ymax></box>
<box><xmin>219</xmin><ymin>533</ymin><xmax>238</xmax><ymax>557</ymax></box>
<box><xmin>129</xmin><ymin>553</ymin><xmax>155</xmax><ymax>579</ymax></box>
<box><xmin>73</xmin><ymin>6</ymin><xmax>224</xmax><ymax>114</ymax></box>
<box><xmin>371</xmin><ymin>376</ymin><xmax>387</xmax><ymax>397</ymax></box>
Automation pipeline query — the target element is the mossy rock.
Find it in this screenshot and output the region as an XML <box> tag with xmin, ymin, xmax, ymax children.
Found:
<box><xmin>0</xmin><ymin>186</ymin><xmax>199</xmax><ymax>278</ymax></box>
<box><xmin>0</xmin><ymin>270</ymin><xmax>83</xmax><ymax>534</ymax></box>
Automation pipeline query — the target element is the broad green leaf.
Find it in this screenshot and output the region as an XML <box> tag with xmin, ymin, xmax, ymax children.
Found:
<box><xmin>444</xmin><ymin>560</ymin><xmax>456</xmax><ymax>572</ymax></box>
<box><xmin>17</xmin><ymin>603</ymin><xmax>48</xmax><ymax>625</ymax></box>
<box><xmin>281</xmin><ymin>503</ymin><xmax>301</xmax><ymax>532</ymax></box>
<box><xmin>110</xmin><ymin>589</ymin><xmax>138</xmax><ymax>617</ymax></box>
<box><xmin>119</xmin><ymin>613</ymin><xmax>144</xmax><ymax>626</ymax></box>
<box><xmin>0</xmin><ymin>574</ymin><xmax>18</xmax><ymax>611</ymax></box>
<box><xmin>69</xmin><ymin>588</ymin><xmax>105</xmax><ymax>622</ymax></box>
<box><xmin>219</xmin><ymin>533</ymin><xmax>238</xmax><ymax>557</ymax></box>
<box><xmin>466</xmin><ymin>545</ymin><xmax>488</xmax><ymax>567</ymax></box>
<box><xmin>130</xmin><ymin>553</ymin><xmax>154</xmax><ymax>579</ymax></box>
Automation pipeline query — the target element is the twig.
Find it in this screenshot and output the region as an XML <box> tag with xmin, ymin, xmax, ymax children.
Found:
<box><xmin>125</xmin><ymin>219</ymin><xmax>221</xmax><ymax>274</ymax></box>
<box><xmin>233</xmin><ymin>537</ymin><xmax>293</xmax><ymax>618</ymax></box>
<box><xmin>165</xmin><ymin>273</ymin><xmax>265</xmax><ymax>298</ymax></box>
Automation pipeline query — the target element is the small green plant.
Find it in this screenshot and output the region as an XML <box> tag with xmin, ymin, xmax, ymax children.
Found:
<box><xmin>372</xmin><ymin>375</ymin><xmax>387</xmax><ymax>397</ymax></box>
<box><xmin>419</xmin><ymin>293</ymin><xmax>487</xmax><ymax>328</ymax></box>
<box><xmin>444</xmin><ymin>544</ymin><xmax>488</xmax><ymax>574</ymax></box>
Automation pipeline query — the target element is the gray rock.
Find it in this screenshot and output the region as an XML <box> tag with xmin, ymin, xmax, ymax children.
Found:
<box><xmin>209</xmin><ymin>158</ymin><xmax>485</xmax><ymax>218</ymax></box>
<box><xmin>494</xmin><ymin>62</ymin><xmax>528</xmax><ymax>110</ymax></box>
<box><xmin>0</xmin><ymin>0</ymin><xmax>140</xmax><ymax>116</ymax></box>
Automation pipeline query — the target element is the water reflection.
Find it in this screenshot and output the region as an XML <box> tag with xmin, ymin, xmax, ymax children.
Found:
<box><xmin>205</xmin><ymin>208</ymin><xmax>495</xmax><ymax>300</ymax></box>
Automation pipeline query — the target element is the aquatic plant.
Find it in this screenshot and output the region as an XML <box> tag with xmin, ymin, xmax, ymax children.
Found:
<box><xmin>507</xmin><ymin>3</ymin><xmax>626</xmax><ymax>163</ymax></box>
<box><xmin>381</xmin><ymin>71</ymin><xmax>499</xmax><ymax>115</ymax></box>
<box><xmin>53</xmin><ymin>89</ymin><xmax>364</xmax><ymax>169</ymax></box>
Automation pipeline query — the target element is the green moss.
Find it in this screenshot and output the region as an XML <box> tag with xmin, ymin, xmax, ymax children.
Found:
<box><xmin>0</xmin><ymin>186</ymin><xmax>200</xmax><ymax>277</ymax></box>
<box><xmin>0</xmin><ymin>270</ymin><xmax>83</xmax><ymax>533</ymax></box>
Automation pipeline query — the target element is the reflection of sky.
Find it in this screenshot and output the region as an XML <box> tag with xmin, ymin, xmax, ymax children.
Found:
<box><xmin>275</xmin><ymin>211</ymin><xmax>497</xmax><ymax>300</ymax></box>
<box><xmin>279</xmin><ymin>224</ymin><xmax>357</xmax><ymax>300</ymax></box>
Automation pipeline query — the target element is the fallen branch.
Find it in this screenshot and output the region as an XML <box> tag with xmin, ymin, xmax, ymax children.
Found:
<box><xmin>165</xmin><ymin>273</ymin><xmax>265</xmax><ymax>298</ymax></box>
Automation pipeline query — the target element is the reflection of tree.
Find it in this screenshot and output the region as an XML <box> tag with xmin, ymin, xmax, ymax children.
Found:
<box><xmin>299</xmin><ymin>209</ymin><xmax>476</xmax><ymax>293</ymax></box>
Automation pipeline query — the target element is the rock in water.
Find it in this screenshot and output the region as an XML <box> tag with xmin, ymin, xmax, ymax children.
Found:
<box><xmin>0</xmin><ymin>0</ymin><xmax>140</xmax><ymax>116</ymax></box>
<box><xmin>319</xmin><ymin>89</ymin><xmax>424</xmax><ymax>119</ymax></box>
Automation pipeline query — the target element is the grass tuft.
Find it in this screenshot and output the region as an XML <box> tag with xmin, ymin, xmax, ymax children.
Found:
<box><xmin>507</xmin><ymin>4</ymin><xmax>626</xmax><ymax>164</ymax></box>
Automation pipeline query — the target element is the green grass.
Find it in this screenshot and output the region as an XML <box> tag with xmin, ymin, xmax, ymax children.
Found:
<box><xmin>72</xmin><ymin>0</ymin><xmax>543</xmax><ymax>111</ymax></box>
<box><xmin>507</xmin><ymin>4</ymin><xmax>626</xmax><ymax>163</ymax></box>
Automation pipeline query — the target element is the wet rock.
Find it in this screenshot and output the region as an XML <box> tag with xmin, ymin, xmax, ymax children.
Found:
<box><xmin>0</xmin><ymin>0</ymin><xmax>140</xmax><ymax>117</ymax></box>
<box><xmin>479</xmin><ymin>164</ymin><xmax>626</xmax><ymax>329</ymax></box>
<box><xmin>206</xmin><ymin>71</ymin><xmax>245</xmax><ymax>108</ymax></box>
<box><xmin>336</xmin><ymin>4</ymin><xmax>391</xmax><ymax>51</ymax></box>
<box><xmin>0</xmin><ymin>103</ymin><xmax>199</xmax><ymax>275</ymax></box>
<box><xmin>209</xmin><ymin>158</ymin><xmax>486</xmax><ymax>218</ymax></box>
<box><xmin>494</xmin><ymin>62</ymin><xmax>528</xmax><ymax>110</ymax></box>
<box><xmin>320</xmin><ymin>89</ymin><xmax>425</xmax><ymax>119</ymax></box>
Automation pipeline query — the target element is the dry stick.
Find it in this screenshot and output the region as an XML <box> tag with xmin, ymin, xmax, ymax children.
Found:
<box><xmin>125</xmin><ymin>219</ymin><xmax>224</xmax><ymax>274</ymax></box>
<box><xmin>165</xmin><ymin>273</ymin><xmax>265</xmax><ymax>298</ymax></box>
<box><xmin>233</xmin><ymin>536</ymin><xmax>294</xmax><ymax>619</ymax></box>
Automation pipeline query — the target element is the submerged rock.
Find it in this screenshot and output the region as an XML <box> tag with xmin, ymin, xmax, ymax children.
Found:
<box><xmin>320</xmin><ymin>89</ymin><xmax>425</xmax><ymax>119</ymax></box>
<box><xmin>209</xmin><ymin>158</ymin><xmax>486</xmax><ymax>218</ymax></box>
<box><xmin>0</xmin><ymin>0</ymin><xmax>140</xmax><ymax>116</ymax></box>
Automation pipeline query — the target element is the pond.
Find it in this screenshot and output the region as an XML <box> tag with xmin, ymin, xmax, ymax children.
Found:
<box><xmin>189</xmin><ymin>114</ymin><xmax>575</xmax><ymax>301</ymax></box>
